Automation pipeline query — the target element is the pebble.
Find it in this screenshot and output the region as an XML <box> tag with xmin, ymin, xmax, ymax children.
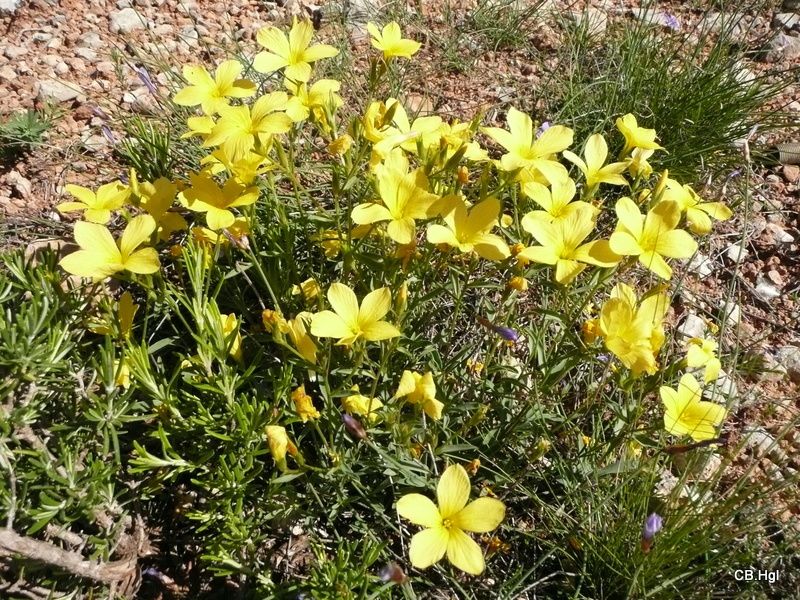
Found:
<box><xmin>754</xmin><ymin>278</ymin><xmax>781</xmax><ymax>300</ymax></box>
<box><xmin>758</xmin><ymin>351</ymin><xmax>788</xmax><ymax>382</ymax></box>
<box><xmin>569</xmin><ymin>8</ymin><xmax>608</xmax><ymax>37</ymax></box>
<box><xmin>775</xmin><ymin>346</ymin><xmax>800</xmax><ymax>383</ymax></box>
<box><xmin>79</xmin><ymin>32</ymin><xmax>104</xmax><ymax>50</ymax></box>
<box><xmin>783</xmin><ymin>164</ymin><xmax>800</xmax><ymax>183</ymax></box>
<box><xmin>36</xmin><ymin>79</ymin><xmax>84</xmax><ymax>103</ymax></box>
<box><xmin>55</xmin><ymin>62</ymin><xmax>70</xmax><ymax>76</ymax></box>
<box><xmin>765</xmin><ymin>32</ymin><xmax>800</xmax><ymax>62</ymax></box>
<box><xmin>677</xmin><ymin>313</ymin><xmax>707</xmax><ymax>339</ymax></box>
<box><xmin>687</xmin><ymin>252</ymin><xmax>714</xmax><ymax>277</ymax></box>
<box><xmin>703</xmin><ymin>368</ymin><xmax>738</xmax><ymax>406</ymax></box>
<box><xmin>0</xmin><ymin>0</ymin><xmax>21</xmax><ymax>16</ymax></box>
<box><xmin>773</xmin><ymin>12</ymin><xmax>800</xmax><ymax>30</ymax></box>
<box><xmin>4</xmin><ymin>45</ymin><xmax>27</xmax><ymax>60</ymax></box>
<box><xmin>721</xmin><ymin>301</ymin><xmax>741</xmax><ymax>327</ymax></box>
<box><xmin>74</xmin><ymin>47</ymin><xmax>98</xmax><ymax>61</ymax></box>
<box><xmin>766</xmin><ymin>222</ymin><xmax>795</xmax><ymax>244</ymax></box>
<box><xmin>6</xmin><ymin>170</ymin><xmax>33</xmax><ymax>199</ymax></box>
<box><xmin>109</xmin><ymin>7</ymin><xmax>148</xmax><ymax>34</ymax></box>
<box><xmin>743</xmin><ymin>428</ymin><xmax>788</xmax><ymax>463</ymax></box>
<box><xmin>725</xmin><ymin>243</ymin><xmax>750</xmax><ymax>262</ymax></box>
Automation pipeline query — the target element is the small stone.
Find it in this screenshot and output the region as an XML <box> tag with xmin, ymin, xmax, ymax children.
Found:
<box><xmin>74</xmin><ymin>47</ymin><xmax>97</xmax><ymax>61</ymax></box>
<box><xmin>109</xmin><ymin>7</ymin><xmax>147</xmax><ymax>34</ymax></box>
<box><xmin>783</xmin><ymin>164</ymin><xmax>800</xmax><ymax>183</ymax></box>
<box><xmin>32</xmin><ymin>32</ymin><xmax>54</xmax><ymax>43</ymax></box>
<box><xmin>570</xmin><ymin>8</ymin><xmax>608</xmax><ymax>37</ymax></box>
<box><xmin>55</xmin><ymin>61</ymin><xmax>70</xmax><ymax>76</ymax></box>
<box><xmin>775</xmin><ymin>346</ymin><xmax>800</xmax><ymax>382</ymax></box>
<box><xmin>4</xmin><ymin>45</ymin><xmax>27</xmax><ymax>60</ymax></box>
<box><xmin>773</xmin><ymin>12</ymin><xmax>800</xmax><ymax>30</ymax></box>
<box><xmin>0</xmin><ymin>0</ymin><xmax>21</xmax><ymax>16</ymax></box>
<box><xmin>631</xmin><ymin>8</ymin><xmax>679</xmax><ymax>29</ymax></box>
<box><xmin>725</xmin><ymin>243</ymin><xmax>750</xmax><ymax>262</ymax></box>
<box><xmin>180</xmin><ymin>25</ymin><xmax>199</xmax><ymax>46</ymax></box>
<box><xmin>6</xmin><ymin>170</ymin><xmax>32</xmax><ymax>198</ymax></box>
<box><xmin>37</xmin><ymin>79</ymin><xmax>84</xmax><ymax>103</ymax></box>
<box><xmin>759</xmin><ymin>352</ymin><xmax>788</xmax><ymax>382</ymax></box>
<box><xmin>687</xmin><ymin>252</ymin><xmax>714</xmax><ymax>277</ymax></box>
<box><xmin>43</xmin><ymin>55</ymin><xmax>60</xmax><ymax>67</ymax></box>
<box><xmin>743</xmin><ymin>428</ymin><xmax>787</xmax><ymax>463</ymax></box>
<box><xmin>755</xmin><ymin>278</ymin><xmax>781</xmax><ymax>300</ymax></box>
<box><xmin>703</xmin><ymin>368</ymin><xmax>738</xmax><ymax>406</ymax></box>
<box><xmin>79</xmin><ymin>32</ymin><xmax>103</xmax><ymax>49</ymax></box>
<box><xmin>766</xmin><ymin>222</ymin><xmax>795</xmax><ymax>244</ymax></box>
<box><xmin>721</xmin><ymin>301</ymin><xmax>741</xmax><ymax>327</ymax></box>
<box><xmin>0</xmin><ymin>65</ymin><xmax>16</xmax><ymax>82</ymax></box>
<box><xmin>765</xmin><ymin>32</ymin><xmax>800</xmax><ymax>61</ymax></box>
<box><xmin>766</xmin><ymin>269</ymin><xmax>784</xmax><ymax>286</ymax></box>
<box><xmin>677</xmin><ymin>313</ymin><xmax>707</xmax><ymax>339</ymax></box>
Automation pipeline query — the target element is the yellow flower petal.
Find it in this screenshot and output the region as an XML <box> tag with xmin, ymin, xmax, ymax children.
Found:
<box><xmin>397</xmin><ymin>493</ymin><xmax>441</xmax><ymax>528</ymax></box>
<box><xmin>446</xmin><ymin>527</ymin><xmax>485</xmax><ymax>575</ymax></box>
<box><xmin>408</xmin><ymin>527</ymin><xmax>448</xmax><ymax>569</ymax></box>
<box><xmin>437</xmin><ymin>464</ymin><xmax>471</xmax><ymax>518</ymax></box>
<box><xmin>452</xmin><ymin>497</ymin><xmax>506</xmax><ymax>533</ymax></box>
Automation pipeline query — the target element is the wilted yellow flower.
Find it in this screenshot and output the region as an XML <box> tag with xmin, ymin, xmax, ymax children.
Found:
<box><xmin>342</xmin><ymin>392</ymin><xmax>383</xmax><ymax>422</ymax></box>
<box><xmin>367</xmin><ymin>21</ymin><xmax>421</xmax><ymax>59</ymax></box>
<box><xmin>328</xmin><ymin>134</ymin><xmax>353</xmax><ymax>156</ymax></box>
<box><xmin>291</xmin><ymin>278</ymin><xmax>321</xmax><ymax>302</ymax></box>
<box><xmin>286</xmin><ymin>312</ymin><xmax>317</xmax><ymax>364</ymax></box>
<box><xmin>292</xmin><ymin>385</ymin><xmax>320</xmax><ymax>422</ymax></box>
<box><xmin>508</xmin><ymin>276</ymin><xmax>528</xmax><ymax>292</ymax></box>
<box><xmin>394</xmin><ymin>370</ymin><xmax>444</xmax><ymax>420</ymax></box>
<box><xmin>265</xmin><ymin>425</ymin><xmax>298</xmax><ymax>471</ymax></box>
<box><xmin>113</xmin><ymin>358</ymin><xmax>131</xmax><ymax>389</ymax></box>
<box><xmin>219</xmin><ymin>313</ymin><xmax>243</xmax><ymax>362</ymax></box>
<box><xmin>685</xmin><ymin>338</ymin><xmax>721</xmax><ymax>383</ymax></box>
<box><xmin>262</xmin><ymin>309</ymin><xmax>288</xmax><ymax>333</ymax></box>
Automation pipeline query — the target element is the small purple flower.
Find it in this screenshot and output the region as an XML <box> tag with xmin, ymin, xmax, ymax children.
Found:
<box><xmin>91</xmin><ymin>106</ymin><xmax>110</xmax><ymax>120</ymax></box>
<box><xmin>536</xmin><ymin>121</ymin><xmax>551</xmax><ymax>137</ymax></box>
<box><xmin>727</xmin><ymin>169</ymin><xmax>742</xmax><ymax>181</ymax></box>
<box><xmin>342</xmin><ymin>413</ymin><xmax>367</xmax><ymax>440</ymax></box>
<box><xmin>101</xmin><ymin>124</ymin><xmax>116</xmax><ymax>144</ymax></box>
<box><xmin>134</xmin><ymin>65</ymin><xmax>158</xmax><ymax>95</ymax></box>
<box><xmin>492</xmin><ymin>325</ymin><xmax>520</xmax><ymax>342</ymax></box>
<box><xmin>642</xmin><ymin>512</ymin><xmax>663</xmax><ymax>541</ymax></box>
<box><xmin>664</xmin><ymin>14</ymin><xmax>680</xmax><ymax>31</ymax></box>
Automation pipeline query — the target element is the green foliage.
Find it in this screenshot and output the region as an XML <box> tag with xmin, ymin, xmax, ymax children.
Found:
<box><xmin>541</xmin><ymin>1</ymin><xmax>797</xmax><ymax>178</ymax></box>
<box><xmin>0</xmin><ymin>108</ymin><xmax>55</xmax><ymax>164</ymax></box>
<box><xmin>469</xmin><ymin>0</ymin><xmax>547</xmax><ymax>51</ymax></box>
<box><xmin>115</xmin><ymin>116</ymin><xmax>176</xmax><ymax>181</ymax></box>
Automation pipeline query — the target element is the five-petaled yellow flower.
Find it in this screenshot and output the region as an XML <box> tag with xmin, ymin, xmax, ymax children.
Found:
<box><xmin>173</xmin><ymin>60</ymin><xmax>256</xmax><ymax>115</ymax></box>
<box><xmin>57</xmin><ymin>181</ymin><xmax>130</xmax><ymax>224</ymax></box>
<box><xmin>397</xmin><ymin>464</ymin><xmax>505</xmax><ymax>575</ymax></box>
<box><xmin>368</xmin><ymin>21</ymin><xmax>422</xmax><ymax>59</ymax></box>
<box><xmin>520</xmin><ymin>178</ymin><xmax>594</xmax><ymax>224</ymax></box>
<box><xmin>482</xmin><ymin>107</ymin><xmax>573</xmax><ymax>184</ymax></box>
<box><xmin>609</xmin><ymin>197</ymin><xmax>697</xmax><ymax>280</ymax></box>
<box><xmin>310</xmin><ymin>283</ymin><xmax>401</xmax><ymax>345</ymax></box>
<box><xmin>352</xmin><ymin>151</ymin><xmax>439</xmax><ymax>245</ymax></box>
<box><xmin>519</xmin><ymin>205</ymin><xmax>620</xmax><ymax>285</ymax></box>
<box><xmin>253</xmin><ymin>19</ymin><xmax>339</xmax><ymax>82</ymax></box>
<box><xmin>427</xmin><ymin>197</ymin><xmax>510</xmax><ymax>261</ymax></box>
<box><xmin>394</xmin><ymin>370</ymin><xmax>444</xmax><ymax>420</ymax></box>
<box><xmin>661</xmin><ymin>373</ymin><xmax>727</xmax><ymax>442</ymax></box>
<box><xmin>60</xmin><ymin>215</ymin><xmax>160</xmax><ymax>279</ymax></box>
<box><xmin>563</xmin><ymin>133</ymin><xmax>628</xmax><ymax>192</ymax></box>
<box><xmin>179</xmin><ymin>171</ymin><xmax>259</xmax><ymax>230</ymax></box>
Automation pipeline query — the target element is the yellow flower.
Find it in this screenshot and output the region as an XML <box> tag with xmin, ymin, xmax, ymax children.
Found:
<box><xmin>328</xmin><ymin>134</ymin><xmax>353</xmax><ymax>156</ymax></box>
<box><xmin>626</xmin><ymin>147</ymin><xmax>655</xmax><ymax>179</ymax></box>
<box><xmin>113</xmin><ymin>358</ymin><xmax>131</xmax><ymax>389</ymax></box>
<box><xmin>173</xmin><ymin>60</ymin><xmax>256</xmax><ymax>115</ymax></box>
<box><xmin>481</xmin><ymin>107</ymin><xmax>572</xmax><ymax>183</ymax></box>
<box><xmin>181</xmin><ymin>115</ymin><xmax>216</xmax><ymax>139</ymax></box>
<box><xmin>60</xmin><ymin>215</ymin><xmax>160</xmax><ymax>279</ymax></box>
<box><xmin>598</xmin><ymin>283</ymin><xmax>669</xmax><ymax>375</ymax></box>
<box><xmin>262</xmin><ymin>309</ymin><xmax>288</xmax><ymax>333</ymax></box>
<box><xmin>660</xmin><ymin>374</ymin><xmax>727</xmax><ymax>442</ymax></box>
<box><xmin>292</xmin><ymin>385</ymin><xmax>320</xmax><ymax>422</ymax></box>
<box><xmin>132</xmin><ymin>176</ymin><xmax>187</xmax><ymax>241</ymax></box>
<box><xmin>286</xmin><ymin>312</ymin><xmax>317</xmax><ymax>364</ymax></box>
<box><xmin>57</xmin><ymin>181</ymin><xmax>130</xmax><ymax>224</ymax></box>
<box><xmin>191</xmin><ymin>217</ymin><xmax>250</xmax><ymax>247</ymax></box>
<box><xmin>219</xmin><ymin>313</ymin><xmax>243</xmax><ymax>361</ymax></box>
<box><xmin>310</xmin><ymin>283</ymin><xmax>401</xmax><ymax>346</ymax></box>
<box><xmin>562</xmin><ymin>133</ymin><xmax>628</xmax><ymax>190</ymax></box>
<box><xmin>179</xmin><ymin>171</ymin><xmax>259</xmax><ymax>230</ymax></box>
<box><xmin>372</xmin><ymin>100</ymin><xmax>444</xmax><ymax>158</ymax></box>
<box><xmin>203</xmin><ymin>92</ymin><xmax>292</xmax><ymax>160</ymax></box>
<box><xmin>685</xmin><ymin>338</ymin><xmax>721</xmax><ymax>383</ymax></box>
<box><xmin>394</xmin><ymin>370</ymin><xmax>444</xmax><ymax>420</ymax></box>
<box><xmin>118</xmin><ymin>291</ymin><xmax>137</xmax><ymax>339</ymax></box>
<box><xmin>518</xmin><ymin>205</ymin><xmax>619</xmax><ymax>285</ymax></box>
<box><xmin>284</xmin><ymin>78</ymin><xmax>342</xmax><ymax>126</ymax></box>
<box><xmin>367</xmin><ymin>21</ymin><xmax>421</xmax><ymax>59</ymax></box>
<box><xmin>426</xmin><ymin>197</ymin><xmax>510</xmax><ymax>261</ymax></box>
<box><xmin>342</xmin><ymin>392</ymin><xmax>383</xmax><ymax>422</ymax></box>
<box><xmin>396</xmin><ymin>464</ymin><xmax>505</xmax><ymax>575</ymax></box>
<box><xmin>352</xmin><ymin>151</ymin><xmax>439</xmax><ymax>245</ymax></box>
<box><xmin>292</xmin><ymin>278</ymin><xmax>321</xmax><ymax>302</ymax></box>
<box><xmin>265</xmin><ymin>425</ymin><xmax>298</xmax><ymax>471</ymax></box>
<box><xmin>609</xmin><ymin>197</ymin><xmax>697</xmax><ymax>280</ymax></box>
<box><xmin>520</xmin><ymin>178</ymin><xmax>594</xmax><ymax>223</ymax></box>
<box><xmin>616</xmin><ymin>114</ymin><xmax>663</xmax><ymax>157</ymax></box>
<box><xmin>253</xmin><ymin>19</ymin><xmax>339</xmax><ymax>82</ymax></box>
<box><xmin>508</xmin><ymin>276</ymin><xmax>528</xmax><ymax>292</ymax></box>
<box><xmin>660</xmin><ymin>178</ymin><xmax>732</xmax><ymax>235</ymax></box>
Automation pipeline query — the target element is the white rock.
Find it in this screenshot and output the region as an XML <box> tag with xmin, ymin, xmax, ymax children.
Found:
<box><xmin>74</xmin><ymin>47</ymin><xmax>97</xmax><ymax>61</ymax></box>
<box><xmin>766</xmin><ymin>222</ymin><xmax>795</xmax><ymax>243</ymax></box>
<box><xmin>743</xmin><ymin>428</ymin><xmax>787</xmax><ymax>462</ymax></box>
<box><xmin>0</xmin><ymin>0</ymin><xmax>21</xmax><ymax>16</ymax></box>
<box><xmin>570</xmin><ymin>8</ymin><xmax>608</xmax><ymax>37</ymax></box>
<box><xmin>775</xmin><ymin>346</ymin><xmax>800</xmax><ymax>382</ymax></box>
<box><xmin>721</xmin><ymin>301</ymin><xmax>741</xmax><ymax>327</ymax></box>
<box><xmin>755</xmin><ymin>277</ymin><xmax>781</xmax><ymax>300</ymax></box>
<box><xmin>6</xmin><ymin>170</ymin><xmax>32</xmax><ymax>198</ymax></box>
<box><xmin>677</xmin><ymin>313</ymin><xmax>707</xmax><ymax>339</ymax></box>
<box><xmin>79</xmin><ymin>32</ymin><xmax>103</xmax><ymax>50</ymax></box>
<box><xmin>4</xmin><ymin>45</ymin><xmax>27</xmax><ymax>60</ymax></box>
<box><xmin>725</xmin><ymin>243</ymin><xmax>750</xmax><ymax>262</ymax></box>
<box><xmin>109</xmin><ymin>8</ymin><xmax>147</xmax><ymax>34</ymax></box>
<box><xmin>631</xmin><ymin>8</ymin><xmax>679</xmax><ymax>29</ymax></box>
<box><xmin>773</xmin><ymin>12</ymin><xmax>800</xmax><ymax>30</ymax></box>
<box><xmin>55</xmin><ymin>61</ymin><xmax>70</xmax><ymax>76</ymax></box>
<box><xmin>766</xmin><ymin>32</ymin><xmax>800</xmax><ymax>61</ymax></box>
<box><xmin>687</xmin><ymin>252</ymin><xmax>714</xmax><ymax>277</ymax></box>
<box><xmin>703</xmin><ymin>368</ymin><xmax>738</xmax><ymax>406</ymax></box>
<box><xmin>36</xmin><ymin>79</ymin><xmax>84</xmax><ymax>103</ymax></box>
